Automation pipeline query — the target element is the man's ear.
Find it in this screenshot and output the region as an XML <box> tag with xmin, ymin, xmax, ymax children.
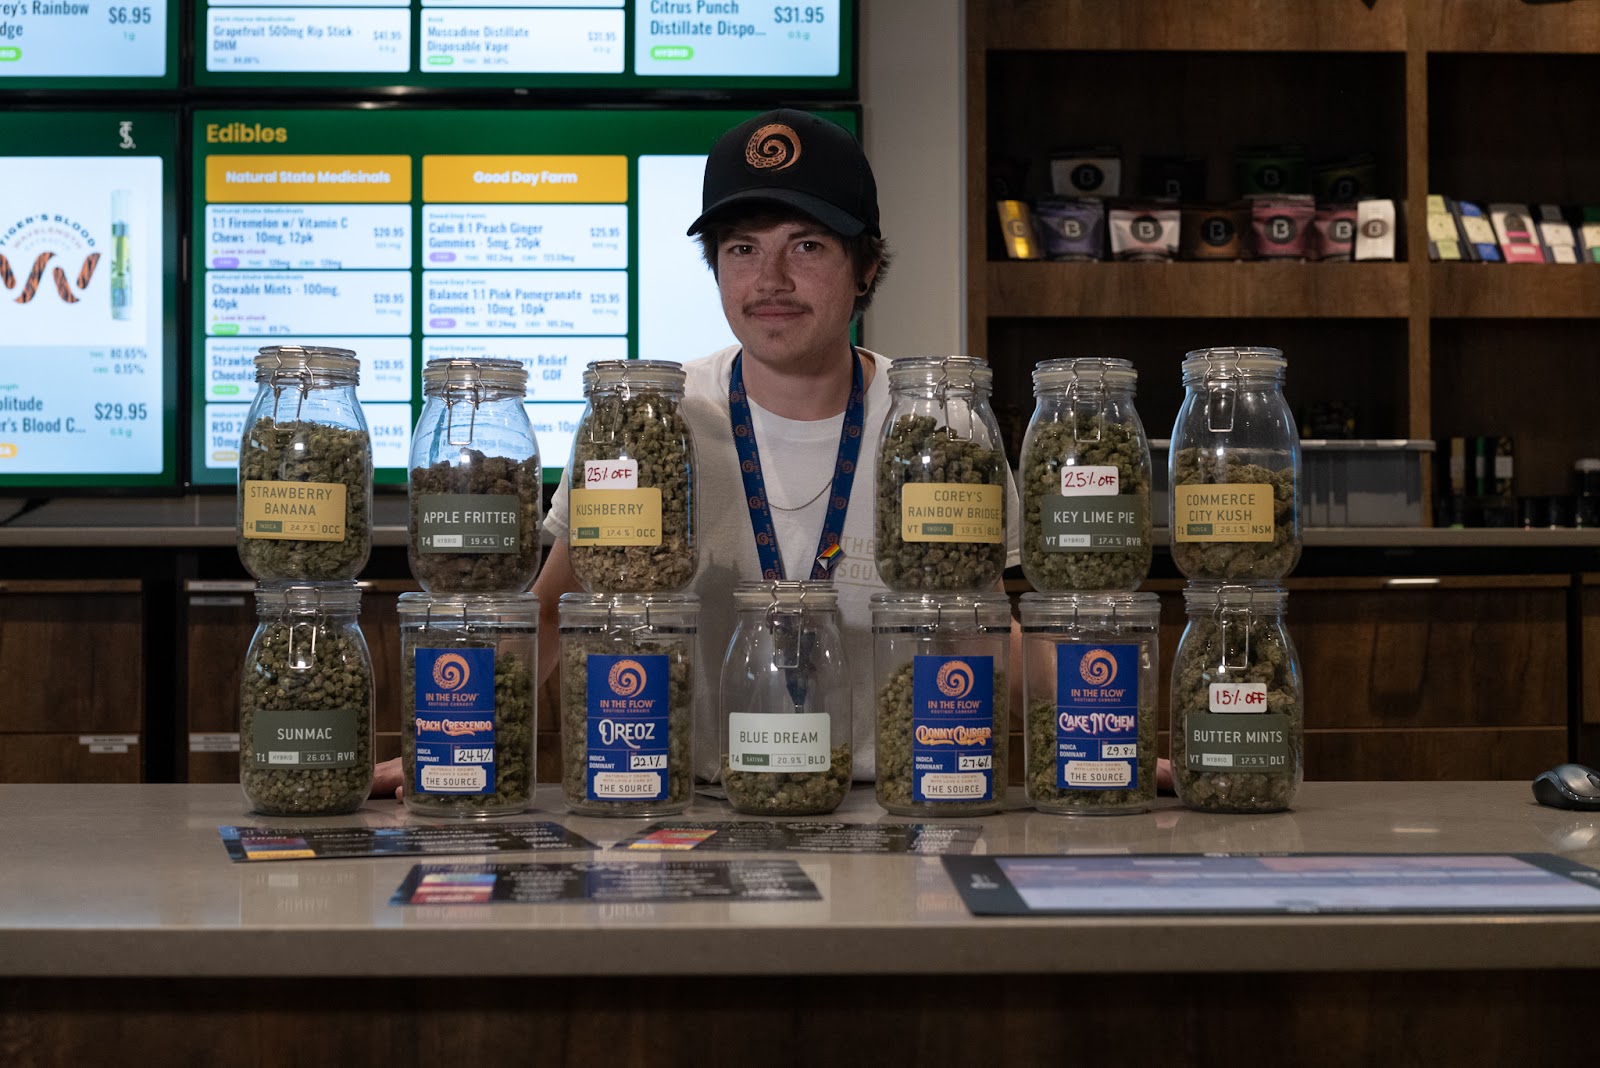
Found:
<box><xmin>857</xmin><ymin>259</ymin><xmax>880</xmax><ymax>295</ymax></box>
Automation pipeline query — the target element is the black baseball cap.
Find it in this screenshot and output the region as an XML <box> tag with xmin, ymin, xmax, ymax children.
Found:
<box><xmin>686</xmin><ymin>108</ymin><xmax>880</xmax><ymax>239</ymax></box>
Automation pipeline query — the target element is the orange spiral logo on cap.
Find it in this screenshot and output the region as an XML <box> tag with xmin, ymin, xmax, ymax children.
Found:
<box><xmin>432</xmin><ymin>653</ymin><xmax>471</xmax><ymax>691</ymax></box>
<box><xmin>936</xmin><ymin>660</ymin><xmax>974</xmax><ymax>698</ymax></box>
<box><xmin>1080</xmin><ymin>649</ymin><xmax>1117</xmax><ymax>686</ymax></box>
<box><xmin>608</xmin><ymin>659</ymin><xmax>646</xmax><ymax>697</ymax></box>
<box><xmin>746</xmin><ymin>124</ymin><xmax>801</xmax><ymax>171</ymax></box>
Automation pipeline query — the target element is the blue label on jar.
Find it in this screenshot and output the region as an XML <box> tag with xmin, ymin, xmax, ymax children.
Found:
<box><xmin>1054</xmin><ymin>643</ymin><xmax>1140</xmax><ymax>790</ymax></box>
<box><xmin>414</xmin><ymin>647</ymin><xmax>497</xmax><ymax>795</ymax></box>
<box><xmin>586</xmin><ymin>654</ymin><xmax>670</xmax><ymax>802</ymax></box>
<box><xmin>912</xmin><ymin>655</ymin><xmax>995</xmax><ymax>803</ymax></box>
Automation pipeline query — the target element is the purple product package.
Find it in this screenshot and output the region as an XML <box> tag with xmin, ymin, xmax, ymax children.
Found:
<box><xmin>1034</xmin><ymin>199</ymin><xmax>1106</xmax><ymax>260</ymax></box>
<box><xmin>1312</xmin><ymin>205</ymin><xmax>1359</xmax><ymax>261</ymax></box>
<box><xmin>1251</xmin><ymin>196</ymin><xmax>1317</xmax><ymax>259</ymax></box>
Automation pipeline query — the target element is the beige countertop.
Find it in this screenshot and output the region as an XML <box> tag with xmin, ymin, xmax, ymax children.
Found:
<box><xmin>5</xmin><ymin>781</ymin><xmax>1600</xmax><ymax>979</ymax></box>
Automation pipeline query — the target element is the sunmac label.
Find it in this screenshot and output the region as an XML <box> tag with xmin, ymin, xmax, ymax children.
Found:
<box><xmin>1054</xmin><ymin>643</ymin><xmax>1140</xmax><ymax>789</ymax></box>
<box><xmin>413</xmin><ymin>646</ymin><xmax>497</xmax><ymax>795</ymax></box>
<box><xmin>912</xmin><ymin>655</ymin><xmax>995</xmax><ymax>803</ymax></box>
<box><xmin>586</xmin><ymin>653</ymin><xmax>670</xmax><ymax>801</ymax></box>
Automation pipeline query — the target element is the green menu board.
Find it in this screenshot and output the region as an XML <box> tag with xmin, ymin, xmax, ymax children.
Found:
<box><xmin>0</xmin><ymin>111</ymin><xmax>179</xmax><ymax>492</ymax></box>
<box><xmin>0</xmin><ymin>0</ymin><xmax>177</xmax><ymax>88</ymax></box>
<box><xmin>189</xmin><ymin>107</ymin><xmax>858</xmax><ymax>487</ymax></box>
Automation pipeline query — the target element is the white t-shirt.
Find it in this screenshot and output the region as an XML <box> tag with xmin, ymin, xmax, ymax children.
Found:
<box><xmin>546</xmin><ymin>345</ymin><xmax>1021</xmax><ymax>781</ymax></box>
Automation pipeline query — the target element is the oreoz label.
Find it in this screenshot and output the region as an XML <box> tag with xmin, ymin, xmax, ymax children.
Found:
<box><xmin>1183</xmin><ymin>712</ymin><xmax>1292</xmax><ymax>772</ymax></box>
<box><xmin>1173</xmin><ymin>483</ymin><xmax>1274</xmax><ymax>542</ymax></box>
<box><xmin>1055</xmin><ymin>643</ymin><xmax>1140</xmax><ymax>789</ymax></box>
<box><xmin>901</xmin><ymin>483</ymin><xmax>1003</xmax><ymax>543</ymax></box>
<box><xmin>728</xmin><ymin>712</ymin><xmax>830</xmax><ymax>773</ymax></box>
<box><xmin>1041</xmin><ymin>495</ymin><xmax>1146</xmax><ymax>552</ymax></box>
<box><xmin>241</xmin><ymin>480</ymin><xmax>347</xmax><ymax>542</ymax></box>
<box><xmin>416</xmin><ymin>493</ymin><xmax>520</xmax><ymax>555</ymax></box>
<box><xmin>413</xmin><ymin>647</ymin><xmax>497</xmax><ymax>795</ymax></box>
<box><xmin>570</xmin><ymin>488</ymin><xmax>663</xmax><ymax>546</ymax></box>
<box><xmin>249</xmin><ymin>709</ymin><xmax>360</xmax><ymax>769</ymax></box>
<box><xmin>586</xmin><ymin>654</ymin><xmax>670</xmax><ymax>801</ymax></box>
<box><xmin>912</xmin><ymin>655</ymin><xmax>995</xmax><ymax>802</ymax></box>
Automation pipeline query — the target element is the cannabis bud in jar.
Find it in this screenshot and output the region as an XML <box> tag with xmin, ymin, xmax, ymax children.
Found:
<box><xmin>409</xmin><ymin>359</ymin><xmax>543</xmax><ymax>594</ymax></box>
<box><xmin>1019</xmin><ymin>358</ymin><xmax>1152</xmax><ymax>592</ymax></box>
<box><xmin>237</xmin><ymin>347</ymin><xmax>373</xmax><ymax>583</ymax></box>
<box><xmin>1170</xmin><ymin>585</ymin><xmax>1303</xmax><ymax>813</ymax></box>
<box><xmin>239</xmin><ymin>584</ymin><xmax>373</xmax><ymax>816</ymax></box>
<box><xmin>1169</xmin><ymin>347</ymin><xmax>1301</xmax><ymax>582</ymax></box>
<box><xmin>876</xmin><ymin>357</ymin><xmax>1012</xmax><ymax>592</ymax></box>
<box><xmin>567</xmin><ymin>361</ymin><xmax>696</xmax><ymax>593</ymax></box>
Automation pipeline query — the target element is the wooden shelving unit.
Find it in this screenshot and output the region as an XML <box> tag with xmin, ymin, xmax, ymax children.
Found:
<box><xmin>1431</xmin><ymin>264</ymin><xmax>1600</xmax><ymax>319</ymax></box>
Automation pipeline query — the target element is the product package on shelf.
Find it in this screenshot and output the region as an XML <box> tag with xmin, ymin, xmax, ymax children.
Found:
<box><xmin>1427</xmin><ymin>195</ymin><xmax>1466</xmax><ymax>261</ymax></box>
<box><xmin>1050</xmin><ymin>147</ymin><xmax>1122</xmax><ymax>198</ymax></box>
<box><xmin>1354</xmin><ymin>199</ymin><xmax>1396</xmax><ymax>261</ymax></box>
<box><xmin>1488</xmin><ymin>203</ymin><xmax>1545</xmax><ymax>263</ymax></box>
<box><xmin>1536</xmin><ymin>205</ymin><xmax>1579</xmax><ymax>264</ymax></box>
<box><xmin>1455</xmin><ymin>201</ymin><xmax>1502</xmax><ymax>262</ymax></box>
<box><xmin>995</xmin><ymin>200</ymin><xmax>1043</xmax><ymax>260</ymax></box>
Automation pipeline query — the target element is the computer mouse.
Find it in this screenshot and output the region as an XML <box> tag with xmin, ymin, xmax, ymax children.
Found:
<box><xmin>1532</xmin><ymin>763</ymin><xmax>1600</xmax><ymax>810</ymax></box>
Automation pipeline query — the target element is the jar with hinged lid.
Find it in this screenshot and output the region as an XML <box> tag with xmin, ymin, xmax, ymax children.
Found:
<box><xmin>720</xmin><ymin>580</ymin><xmax>851</xmax><ymax>816</ymax></box>
<box><xmin>237</xmin><ymin>346</ymin><xmax>372</xmax><ymax>582</ymax></box>
<box><xmin>871</xmin><ymin>590</ymin><xmax>1012</xmax><ymax>817</ymax></box>
<box><xmin>399</xmin><ymin>592</ymin><xmax>538</xmax><ymax>818</ymax></box>
<box><xmin>239</xmin><ymin>583</ymin><xmax>373</xmax><ymax>816</ymax></box>
<box><xmin>1169</xmin><ymin>347</ymin><xmax>1301</xmax><ymax>581</ymax></box>
<box><xmin>876</xmin><ymin>356</ymin><xmax>1011</xmax><ymax>592</ymax></box>
<box><xmin>1020</xmin><ymin>358</ymin><xmax>1152</xmax><ymax>591</ymax></box>
<box><xmin>409</xmin><ymin>358</ymin><xmax>542</xmax><ymax>593</ymax></box>
<box><xmin>566</xmin><ymin>360</ymin><xmax>696</xmax><ymax>593</ymax></box>
<box><xmin>1171</xmin><ymin>584</ymin><xmax>1304</xmax><ymax>813</ymax></box>
<box><xmin>558</xmin><ymin>592</ymin><xmax>698</xmax><ymax>817</ymax></box>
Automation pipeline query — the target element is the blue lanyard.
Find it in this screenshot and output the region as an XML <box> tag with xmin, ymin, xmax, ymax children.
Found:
<box><xmin>729</xmin><ymin>348</ymin><xmax>865</xmax><ymax>581</ymax></box>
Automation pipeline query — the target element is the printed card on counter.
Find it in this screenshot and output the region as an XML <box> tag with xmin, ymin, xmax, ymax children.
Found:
<box><xmin>613</xmin><ymin>821</ymin><xmax>982</xmax><ymax>855</ymax></box>
<box><xmin>389</xmin><ymin>860</ymin><xmax>821</xmax><ymax>906</ymax></box>
<box><xmin>219</xmin><ymin>822</ymin><xmax>597</xmax><ymax>863</ymax></box>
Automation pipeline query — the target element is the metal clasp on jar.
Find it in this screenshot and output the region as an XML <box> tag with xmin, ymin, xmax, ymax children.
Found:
<box><xmin>1065</xmin><ymin>357</ymin><xmax>1113</xmax><ymax>444</ymax></box>
<box><xmin>1203</xmin><ymin>352</ymin><xmax>1239</xmax><ymax>434</ymax></box>
<box><xmin>1213</xmin><ymin>583</ymin><xmax>1255</xmax><ymax>672</ymax></box>
<box><xmin>444</xmin><ymin>362</ymin><xmax>482</xmax><ymax>448</ymax></box>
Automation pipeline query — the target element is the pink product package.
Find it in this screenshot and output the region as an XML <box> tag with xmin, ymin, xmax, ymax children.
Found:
<box><xmin>1312</xmin><ymin>205</ymin><xmax>1358</xmax><ymax>261</ymax></box>
<box><xmin>1251</xmin><ymin>197</ymin><xmax>1317</xmax><ymax>259</ymax></box>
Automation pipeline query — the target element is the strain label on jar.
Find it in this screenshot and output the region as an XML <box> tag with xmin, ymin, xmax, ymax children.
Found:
<box><xmin>1059</xmin><ymin>465</ymin><xmax>1120</xmax><ymax>496</ymax></box>
<box><xmin>416</xmin><ymin>494</ymin><xmax>521</xmax><ymax>555</ymax></box>
<box><xmin>249</xmin><ymin>709</ymin><xmax>360</xmax><ymax>769</ymax></box>
<box><xmin>912</xmin><ymin>655</ymin><xmax>995</xmax><ymax>802</ymax></box>
<box><xmin>1173</xmin><ymin>484</ymin><xmax>1274</xmax><ymax>542</ymax></box>
<box><xmin>728</xmin><ymin>712</ymin><xmax>830</xmax><ymax>773</ymax></box>
<box><xmin>587</xmin><ymin>653</ymin><xmax>670</xmax><ymax>801</ymax></box>
<box><xmin>413</xmin><ymin>647</ymin><xmax>497</xmax><ymax>795</ymax></box>
<box><xmin>1055</xmin><ymin>643</ymin><xmax>1140</xmax><ymax>789</ymax></box>
<box><xmin>1183</xmin><ymin>712</ymin><xmax>1292</xmax><ymax>771</ymax></box>
<box><xmin>1040</xmin><ymin>495</ymin><xmax>1146</xmax><ymax>552</ymax></box>
<box><xmin>901</xmin><ymin>484</ymin><xmax>1004</xmax><ymax>543</ymax></box>
<box><xmin>240</xmin><ymin>480</ymin><xmax>348</xmax><ymax>542</ymax></box>
<box><xmin>570</xmin><ymin>488</ymin><xmax>663</xmax><ymax>546</ymax></box>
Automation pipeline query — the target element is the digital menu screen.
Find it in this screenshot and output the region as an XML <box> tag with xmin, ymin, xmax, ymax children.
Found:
<box><xmin>0</xmin><ymin>111</ymin><xmax>179</xmax><ymax>492</ymax></box>
<box><xmin>195</xmin><ymin>0</ymin><xmax>851</xmax><ymax>91</ymax></box>
<box><xmin>0</xmin><ymin>0</ymin><xmax>177</xmax><ymax>88</ymax></box>
<box><xmin>190</xmin><ymin>107</ymin><xmax>858</xmax><ymax>487</ymax></box>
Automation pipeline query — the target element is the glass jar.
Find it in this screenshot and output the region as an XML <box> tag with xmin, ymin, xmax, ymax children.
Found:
<box><xmin>239</xmin><ymin>583</ymin><xmax>373</xmax><ymax>815</ymax></box>
<box><xmin>408</xmin><ymin>359</ymin><xmax>542</xmax><ymax>594</ymax></box>
<box><xmin>720</xmin><ymin>581</ymin><xmax>851</xmax><ymax>816</ymax></box>
<box><xmin>558</xmin><ymin>592</ymin><xmax>698</xmax><ymax>816</ymax></box>
<box><xmin>237</xmin><ymin>346</ymin><xmax>373</xmax><ymax>582</ymax></box>
<box><xmin>567</xmin><ymin>360</ymin><xmax>696</xmax><ymax>593</ymax></box>
<box><xmin>876</xmin><ymin>355</ymin><xmax>1011</xmax><ymax>592</ymax></box>
<box><xmin>871</xmin><ymin>591</ymin><xmax>1012</xmax><ymax>817</ymax></box>
<box><xmin>1169</xmin><ymin>347</ymin><xmax>1301</xmax><ymax>582</ymax></box>
<box><xmin>1020</xmin><ymin>591</ymin><xmax>1159</xmax><ymax>815</ymax></box>
<box><xmin>1020</xmin><ymin>358</ymin><xmax>1152</xmax><ymax>591</ymax></box>
<box><xmin>399</xmin><ymin>592</ymin><xmax>538</xmax><ymax>818</ymax></box>
<box><xmin>1171</xmin><ymin>584</ymin><xmax>1303</xmax><ymax>813</ymax></box>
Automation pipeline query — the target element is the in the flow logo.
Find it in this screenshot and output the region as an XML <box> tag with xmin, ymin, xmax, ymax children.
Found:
<box><xmin>432</xmin><ymin>653</ymin><xmax>471</xmax><ymax>691</ymax></box>
<box><xmin>608</xmin><ymin>658</ymin><xmax>647</xmax><ymax>697</ymax></box>
<box><xmin>936</xmin><ymin>660</ymin><xmax>975</xmax><ymax>699</ymax></box>
<box><xmin>1078</xmin><ymin>648</ymin><xmax>1118</xmax><ymax>686</ymax></box>
<box><xmin>745</xmin><ymin>124</ymin><xmax>801</xmax><ymax>172</ymax></box>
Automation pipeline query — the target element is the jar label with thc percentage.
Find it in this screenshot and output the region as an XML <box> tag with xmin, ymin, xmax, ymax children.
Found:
<box><xmin>241</xmin><ymin>480</ymin><xmax>347</xmax><ymax>542</ymax></box>
<box><xmin>1055</xmin><ymin>643</ymin><xmax>1140</xmax><ymax>789</ymax></box>
<box><xmin>414</xmin><ymin>647</ymin><xmax>497</xmax><ymax>795</ymax></box>
<box><xmin>570</xmin><ymin>488</ymin><xmax>663</xmax><ymax>546</ymax></box>
<box><xmin>728</xmin><ymin>712</ymin><xmax>830</xmax><ymax>773</ymax></box>
<box><xmin>1041</xmin><ymin>495</ymin><xmax>1146</xmax><ymax>552</ymax></box>
<box><xmin>416</xmin><ymin>493</ymin><xmax>521</xmax><ymax>555</ymax></box>
<box><xmin>911</xmin><ymin>655</ymin><xmax>995</xmax><ymax>802</ymax></box>
<box><xmin>1173</xmin><ymin>483</ymin><xmax>1274</xmax><ymax>542</ymax></box>
<box><xmin>901</xmin><ymin>483</ymin><xmax>1003</xmax><ymax>543</ymax></box>
<box><xmin>587</xmin><ymin>653</ymin><xmax>670</xmax><ymax>801</ymax></box>
<box><xmin>1183</xmin><ymin>712</ymin><xmax>1292</xmax><ymax>772</ymax></box>
<box><xmin>249</xmin><ymin>709</ymin><xmax>360</xmax><ymax>769</ymax></box>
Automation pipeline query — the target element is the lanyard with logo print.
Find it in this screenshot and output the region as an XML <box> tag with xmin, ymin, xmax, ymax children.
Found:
<box><xmin>728</xmin><ymin>348</ymin><xmax>865</xmax><ymax>581</ymax></box>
